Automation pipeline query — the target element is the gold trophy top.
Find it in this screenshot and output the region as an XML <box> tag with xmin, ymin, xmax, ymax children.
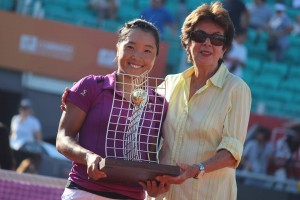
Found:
<box><xmin>130</xmin><ymin>89</ymin><xmax>148</xmax><ymax>106</ymax></box>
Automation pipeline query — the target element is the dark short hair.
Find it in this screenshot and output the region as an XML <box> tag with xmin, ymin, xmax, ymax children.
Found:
<box><xmin>180</xmin><ymin>1</ymin><xmax>235</xmax><ymax>62</ymax></box>
<box><xmin>19</xmin><ymin>98</ymin><xmax>32</xmax><ymax>109</ymax></box>
<box><xmin>118</xmin><ymin>18</ymin><xmax>160</xmax><ymax>56</ymax></box>
<box><xmin>236</xmin><ymin>27</ymin><xmax>247</xmax><ymax>37</ymax></box>
<box><xmin>255</xmin><ymin>126</ymin><xmax>271</xmax><ymax>140</ymax></box>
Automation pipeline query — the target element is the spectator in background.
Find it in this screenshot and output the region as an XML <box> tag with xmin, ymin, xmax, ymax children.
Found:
<box><xmin>241</xmin><ymin>126</ymin><xmax>274</xmax><ymax>188</ymax></box>
<box><xmin>141</xmin><ymin>0</ymin><xmax>176</xmax><ymax>35</ymax></box>
<box><xmin>224</xmin><ymin>28</ymin><xmax>248</xmax><ymax>78</ymax></box>
<box><xmin>248</xmin><ymin>0</ymin><xmax>273</xmax><ymax>30</ymax></box>
<box><xmin>0</xmin><ymin>122</ymin><xmax>15</xmax><ymax>170</ymax></box>
<box><xmin>292</xmin><ymin>0</ymin><xmax>300</xmax><ymax>8</ymax></box>
<box><xmin>271</xmin><ymin>130</ymin><xmax>300</xmax><ymax>180</ymax></box>
<box><xmin>247</xmin><ymin>0</ymin><xmax>273</xmax><ymax>43</ymax></box>
<box><xmin>10</xmin><ymin>98</ymin><xmax>42</xmax><ymax>151</ymax></box>
<box><xmin>88</xmin><ymin>0</ymin><xmax>120</xmax><ymax>21</ymax></box>
<box><xmin>176</xmin><ymin>0</ymin><xmax>189</xmax><ymax>27</ymax></box>
<box><xmin>266</xmin><ymin>3</ymin><xmax>293</xmax><ymax>62</ymax></box>
<box><xmin>222</xmin><ymin>0</ymin><xmax>249</xmax><ymax>33</ymax></box>
<box><xmin>241</xmin><ymin>126</ymin><xmax>273</xmax><ymax>176</ymax></box>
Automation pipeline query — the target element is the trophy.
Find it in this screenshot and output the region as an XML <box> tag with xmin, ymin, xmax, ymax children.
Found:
<box><xmin>99</xmin><ymin>71</ymin><xmax>180</xmax><ymax>186</ymax></box>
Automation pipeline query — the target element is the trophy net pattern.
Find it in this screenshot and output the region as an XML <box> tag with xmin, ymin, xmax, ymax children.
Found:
<box><xmin>105</xmin><ymin>72</ymin><xmax>166</xmax><ymax>163</ymax></box>
<box><xmin>124</xmin><ymin>72</ymin><xmax>149</xmax><ymax>161</ymax></box>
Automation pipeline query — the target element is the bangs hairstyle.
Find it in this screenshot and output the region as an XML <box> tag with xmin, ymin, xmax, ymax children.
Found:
<box><xmin>180</xmin><ymin>1</ymin><xmax>235</xmax><ymax>60</ymax></box>
<box><xmin>118</xmin><ymin>18</ymin><xmax>160</xmax><ymax>56</ymax></box>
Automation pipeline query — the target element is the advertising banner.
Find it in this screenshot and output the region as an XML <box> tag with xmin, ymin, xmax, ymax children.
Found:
<box><xmin>0</xmin><ymin>11</ymin><xmax>168</xmax><ymax>81</ymax></box>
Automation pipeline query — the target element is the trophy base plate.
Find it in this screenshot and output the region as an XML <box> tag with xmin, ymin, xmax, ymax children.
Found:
<box><xmin>99</xmin><ymin>158</ymin><xmax>180</xmax><ymax>187</ymax></box>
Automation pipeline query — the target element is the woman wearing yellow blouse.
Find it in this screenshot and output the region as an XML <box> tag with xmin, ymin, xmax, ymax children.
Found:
<box><xmin>146</xmin><ymin>2</ymin><xmax>251</xmax><ymax>200</ymax></box>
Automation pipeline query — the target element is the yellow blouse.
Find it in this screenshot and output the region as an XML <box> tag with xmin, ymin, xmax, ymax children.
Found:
<box><xmin>157</xmin><ymin>64</ymin><xmax>251</xmax><ymax>200</ymax></box>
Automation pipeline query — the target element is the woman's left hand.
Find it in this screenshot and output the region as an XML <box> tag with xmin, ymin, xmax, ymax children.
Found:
<box><xmin>158</xmin><ymin>163</ymin><xmax>199</xmax><ymax>185</ymax></box>
<box><xmin>139</xmin><ymin>179</ymin><xmax>170</xmax><ymax>197</ymax></box>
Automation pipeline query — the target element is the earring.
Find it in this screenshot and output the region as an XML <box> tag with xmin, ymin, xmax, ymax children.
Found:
<box><xmin>186</xmin><ymin>51</ymin><xmax>192</xmax><ymax>63</ymax></box>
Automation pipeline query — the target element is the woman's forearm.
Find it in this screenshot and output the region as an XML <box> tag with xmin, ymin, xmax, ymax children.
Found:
<box><xmin>202</xmin><ymin>149</ymin><xmax>237</xmax><ymax>173</ymax></box>
<box><xmin>56</xmin><ymin>134</ymin><xmax>95</xmax><ymax>165</ymax></box>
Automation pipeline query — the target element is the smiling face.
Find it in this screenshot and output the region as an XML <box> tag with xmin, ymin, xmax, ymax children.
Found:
<box><xmin>116</xmin><ymin>28</ymin><xmax>157</xmax><ymax>77</ymax></box>
<box><xmin>187</xmin><ymin>19</ymin><xmax>227</xmax><ymax>71</ymax></box>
